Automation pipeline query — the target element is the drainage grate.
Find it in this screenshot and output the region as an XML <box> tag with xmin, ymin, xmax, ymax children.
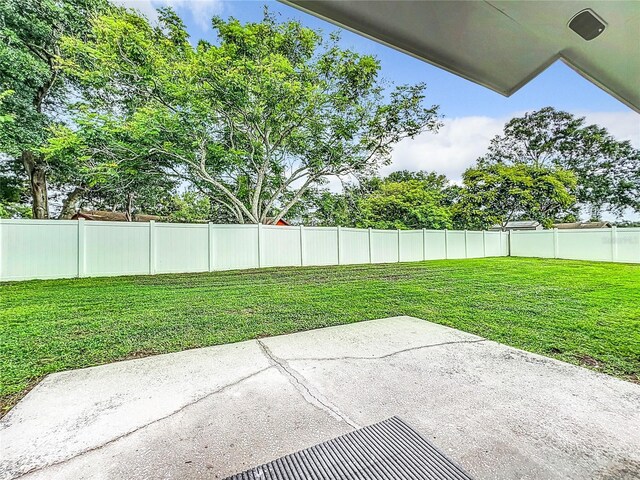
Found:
<box><xmin>224</xmin><ymin>416</ymin><xmax>474</xmax><ymax>479</ymax></box>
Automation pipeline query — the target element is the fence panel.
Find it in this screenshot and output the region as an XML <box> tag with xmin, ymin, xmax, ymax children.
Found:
<box><xmin>262</xmin><ymin>225</ymin><xmax>302</xmax><ymax>267</ymax></box>
<box><xmin>509</xmin><ymin>228</ymin><xmax>640</xmax><ymax>263</ymax></box>
<box><xmin>483</xmin><ymin>231</ymin><xmax>503</xmax><ymax>257</ymax></box>
<box><xmin>617</xmin><ymin>228</ymin><xmax>640</xmax><ymax>263</ymax></box>
<box><xmin>371</xmin><ymin>229</ymin><xmax>399</xmax><ymax>263</ymax></box>
<box><xmin>424</xmin><ymin>230</ymin><xmax>446</xmax><ymax>259</ymax></box>
<box><xmin>445</xmin><ymin>231</ymin><xmax>466</xmax><ymax>259</ymax></box>
<box><xmin>155</xmin><ymin>223</ymin><xmax>209</xmax><ymax>273</ymax></box>
<box><xmin>0</xmin><ymin>220</ymin><xmax>78</xmax><ymax>280</ymax></box>
<box><xmin>211</xmin><ymin>225</ymin><xmax>259</xmax><ymax>270</ymax></box>
<box><xmin>399</xmin><ymin>230</ymin><xmax>423</xmax><ymax>262</ymax></box>
<box><xmin>557</xmin><ymin>229</ymin><xmax>613</xmax><ymax>262</ymax></box>
<box><xmin>510</xmin><ymin>231</ymin><xmax>555</xmax><ymax>258</ymax></box>
<box><xmin>502</xmin><ymin>232</ymin><xmax>510</xmax><ymax>256</ymax></box>
<box><xmin>465</xmin><ymin>231</ymin><xmax>485</xmax><ymax>258</ymax></box>
<box><xmin>335</xmin><ymin>228</ymin><xmax>367</xmax><ymax>265</ymax></box>
<box><xmin>85</xmin><ymin>222</ymin><xmax>149</xmax><ymax>277</ymax></box>
<box><xmin>303</xmin><ymin>227</ymin><xmax>339</xmax><ymax>266</ymax></box>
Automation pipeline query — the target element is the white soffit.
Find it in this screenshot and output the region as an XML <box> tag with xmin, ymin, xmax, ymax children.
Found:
<box><xmin>281</xmin><ymin>0</ymin><xmax>640</xmax><ymax>112</ymax></box>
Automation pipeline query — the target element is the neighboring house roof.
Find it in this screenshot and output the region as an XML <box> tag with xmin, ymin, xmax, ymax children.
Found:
<box><xmin>489</xmin><ymin>221</ymin><xmax>541</xmax><ymax>231</ymax></box>
<box><xmin>553</xmin><ymin>221</ymin><xmax>612</xmax><ymax>229</ymax></box>
<box><xmin>264</xmin><ymin>217</ymin><xmax>291</xmax><ymax>226</ymax></box>
<box><xmin>282</xmin><ymin>1</ymin><xmax>639</xmax><ymax>112</ymax></box>
<box><xmin>72</xmin><ymin>211</ymin><xmax>161</xmax><ymax>222</ymax></box>
<box><xmin>506</xmin><ymin>221</ymin><xmax>541</xmax><ymax>228</ymax></box>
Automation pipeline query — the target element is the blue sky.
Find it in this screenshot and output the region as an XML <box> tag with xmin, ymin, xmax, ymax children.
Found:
<box><xmin>213</xmin><ymin>1</ymin><xmax>634</xmax><ymax>118</ymax></box>
<box><xmin>120</xmin><ymin>0</ymin><xmax>639</xmax><ymax>217</ymax></box>
<box><xmin>149</xmin><ymin>0</ymin><xmax>638</xmax><ymax>117</ymax></box>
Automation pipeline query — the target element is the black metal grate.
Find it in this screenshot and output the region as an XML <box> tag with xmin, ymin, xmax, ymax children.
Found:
<box><xmin>224</xmin><ymin>416</ymin><xmax>474</xmax><ymax>479</ymax></box>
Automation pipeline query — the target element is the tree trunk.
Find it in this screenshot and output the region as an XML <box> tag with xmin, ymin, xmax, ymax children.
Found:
<box><xmin>21</xmin><ymin>151</ymin><xmax>49</xmax><ymax>219</ymax></box>
<box><xmin>125</xmin><ymin>192</ymin><xmax>134</xmax><ymax>221</ymax></box>
<box><xmin>59</xmin><ymin>187</ymin><xmax>85</xmax><ymax>219</ymax></box>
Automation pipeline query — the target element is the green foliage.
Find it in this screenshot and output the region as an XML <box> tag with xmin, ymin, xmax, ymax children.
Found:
<box><xmin>167</xmin><ymin>191</ymin><xmax>211</xmax><ymax>223</ymax></box>
<box><xmin>0</xmin><ymin>202</ymin><xmax>32</xmax><ymax>219</ymax></box>
<box><xmin>454</xmin><ymin>163</ymin><xmax>577</xmax><ymax>229</ymax></box>
<box><xmin>0</xmin><ymin>0</ymin><xmax>111</xmax><ymax>217</ymax></box>
<box><xmin>616</xmin><ymin>220</ymin><xmax>640</xmax><ymax>228</ymax></box>
<box><xmin>4</xmin><ymin>8</ymin><xmax>635</xmax><ymax>226</ymax></box>
<box><xmin>54</xmin><ymin>8</ymin><xmax>440</xmax><ymax>224</ymax></box>
<box><xmin>293</xmin><ymin>189</ymin><xmax>353</xmax><ymax>227</ymax></box>
<box><xmin>0</xmin><ymin>151</ymin><xmax>30</xmax><ymax>218</ymax></box>
<box><xmin>0</xmin><ymin>90</ymin><xmax>14</xmax><ymax>124</ymax></box>
<box><xmin>482</xmin><ymin>107</ymin><xmax>640</xmax><ymax>218</ymax></box>
<box><xmin>299</xmin><ymin>171</ymin><xmax>453</xmax><ymax>228</ymax></box>
<box><xmin>384</xmin><ymin>170</ymin><xmax>448</xmax><ymax>190</ymax></box>
<box><xmin>358</xmin><ymin>179</ymin><xmax>452</xmax><ymax>229</ymax></box>
<box><xmin>42</xmin><ymin>113</ymin><xmax>178</xmax><ymax>217</ymax></box>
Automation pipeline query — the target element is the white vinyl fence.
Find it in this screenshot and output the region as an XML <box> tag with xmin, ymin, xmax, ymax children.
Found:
<box><xmin>510</xmin><ymin>227</ymin><xmax>640</xmax><ymax>264</ymax></box>
<box><xmin>1</xmin><ymin>220</ymin><xmax>637</xmax><ymax>282</ymax></box>
<box><xmin>0</xmin><ymin>219</ymin><xmax>509</xmax><ymax>281</ymax></box>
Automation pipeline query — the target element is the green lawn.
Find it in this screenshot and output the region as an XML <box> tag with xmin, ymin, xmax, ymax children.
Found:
<box><xmin>1</xmin><ymin>257</ymin><xmax>639</xmax><ymax>413</ymax></box>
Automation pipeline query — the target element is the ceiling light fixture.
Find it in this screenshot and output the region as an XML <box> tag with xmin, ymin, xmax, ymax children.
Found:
<box><xmin>569</xmin><ymin>9</ymin><xmax>606</xmax><ymax>41</ymax></box>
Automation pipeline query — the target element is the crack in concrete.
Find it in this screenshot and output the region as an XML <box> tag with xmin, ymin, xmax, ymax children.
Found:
<box><xmin>11</xmin><ymin>366</ymin><xmax>273</xmax><ymax>480</ymax></box>
<box><xmin>11</xmin><ymin>337</ymin><xmax>484</xmax><ymax>479</ymax></box>
<box><xmin>257</xmin><ymin>340</ymin><xmax>360</xmax><ymax>429</ymax></box>
<box><xmin>284</xmin><ymin>338</ymin><xmax>487</xmax><ymax>362</ymax></box>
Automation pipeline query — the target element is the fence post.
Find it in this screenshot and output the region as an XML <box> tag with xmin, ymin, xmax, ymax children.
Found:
<box><xmin>299</xmin><ymin>224</ymin><xmax>305</xmax><ymax>266</ymax></box>
<box><xmin>482</xmin><ymin>230</ymin><xmax>486</xmax><ymax>257</ymax></box>
<box><xmin>257</xmin><ymin>223</ymin><xmax>263</xmax><ymax>268</ymax></box>
<box><xmin>337</xmin><ymin>226</ymin><xmax>342</xmax><ymax>265</ymax></box>
<box><xmin>444</xmin><ymin>229</ymin><xmax>448</xmax><ymax>259</ymax></box>
<box><xmin>464</xmin><ymin>230</ymin><xmax>468</xmax><ymax>258</ymax></box>
<box><xmin>77</xmin><ymin>218</ymin><xmax>86</xmax><ymax>278</ymax></box>
<box><xmin>422</xmin><ymin>228</ymin><xmax>426</xmax><ymax>261</ymax></box>
<box><xmin>368</xmin><ymin>227</ymin><xmax>373</xmax><ymax>263</ymax></box>
<box><xmin>397</xmin><ymin>229</ymin><xmax>401</xmax><ymax>262</ymax></box>
<box><xmin>500</xmin><ymin>230</ymin><xmax>504</xmax><ymax>257</ymax></box>
<box><xmin>208</xmin><ymin>222</ymin><xmax>214</xmax><ymax>272</ymax></box>
<box><xmin>611</xmin><ymin>226</ymin><xmax>618</xmax><ymax>262</ymax></box>
<box><xmin>148</xmin><ymin>220</ymin><xmax>156</xmax><ymax>274</ymax></box>
<box><xmin>553</xmin><ymin>228</ymin><xmax>559</xmax><ymax>259</ymax></box>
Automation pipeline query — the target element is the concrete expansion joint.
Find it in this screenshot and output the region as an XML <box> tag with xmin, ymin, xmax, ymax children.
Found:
<box><xmin>10</xmin><ymin>366</ymin><xmax>273</xmax><ymax>480</ymax></box>
<box><xmin>290</xmin><ymin>338</ymin><xmax>487</xmax><ymax>362</ymax></box>
<box><xmin>257</xmin><ymin>340</ymin><xmax>360</xmax><ymax>429</ymax></box>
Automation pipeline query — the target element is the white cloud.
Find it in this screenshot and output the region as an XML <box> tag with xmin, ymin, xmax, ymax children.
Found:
<box><xmin>113</xmin><ymin>0</ymin><xmax>224</xmax><ymax>31</ymax></box>
<box><xmin>385</xmin><ymin>116</ymin><xmax>506</xmax><ymax>183</ymax></box>
<box><xmin>578</xmin><ymin>111</ymin><xmax>640</xmax><ymax>148</ymax></box>
<box><xmin>386</xmin><ymin>110</ymin><xmax>639</xmax><ymax>184</ymax></box>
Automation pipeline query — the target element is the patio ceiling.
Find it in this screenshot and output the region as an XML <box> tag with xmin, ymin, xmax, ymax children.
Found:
<box><xmin>281</xmin><ymin>1</ymin><xmax>640</xmax><ymax>112</ymax></box>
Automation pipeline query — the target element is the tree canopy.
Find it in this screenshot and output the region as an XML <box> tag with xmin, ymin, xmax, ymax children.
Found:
<box><xmin>0</xmin><ymin>0</ymin><xmax>110</xmax><ymax>218</ymax></box>
<box><xmin>453</xmin><ymin>164</ymin><xmax>577</xmax><ymax>230</ymax></box>
<box><xmin>1</xmin><ymin>5</ymin><xmax>636</xmax><ymax>228</ymax></box>
<box><xmin>357</xmin><ymin>178</ymin><xmax>452</xmax><ymax>230</ymax></box>
<box><xmin>480</xmin><ymin>107</ymin><xmax>639</xmax><ymax>219</ymax></box>
<box><xmin>46</xmin><ymin>8</ymin><xmax>440</xmax><ymax>223</ymax></box>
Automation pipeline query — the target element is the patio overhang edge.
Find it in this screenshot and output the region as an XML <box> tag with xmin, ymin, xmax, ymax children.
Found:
<box><xmin>280</xmin><ymin>0</ymin><xmax>640</xmax><ymax>113</ymax></box>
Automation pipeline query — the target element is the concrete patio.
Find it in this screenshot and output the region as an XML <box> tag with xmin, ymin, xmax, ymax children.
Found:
<box><xmin>1</xmin><ymin>316</ymin><xmax>639</xmax><ymax>480</ymax></box>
